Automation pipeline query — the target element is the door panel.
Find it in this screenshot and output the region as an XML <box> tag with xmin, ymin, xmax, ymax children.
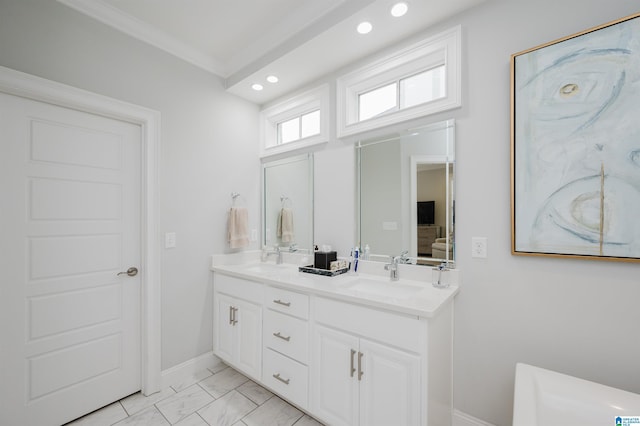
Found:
<box><xmin>235</xmin><ymin>299</ymin><xmax>262</xmax><ymax>378</ymax></box>
<box><xmin>215</xmin><ymin>294</ymin><xmax>235</xmax><ymax>362</ymax></box>
<box><xmin>359</xmin><ymin>339</ymin><xmax>421</xmax><ymax>426</ymax></box>
<box><xmin>0</xmin><ymin>92</ymin><xmax>142</xmax><ymax>426</ymax></box>
<box><xmin>311</xmin><ymin>324</ymin><xmax>359</xmax><ymax>426</ymax></box>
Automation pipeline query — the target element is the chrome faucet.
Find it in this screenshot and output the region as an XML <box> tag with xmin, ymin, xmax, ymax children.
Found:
<box><xmin>384</xmin><ymin>251</ymin><xmax>410</xmax><ymax>281</ymax></box>
<box><xmin>384</xmin><ymin>261</ymin><xmax>399</xmax><ymax>281</ymax></box>
<box><xmin>262</xmin><ymin>246</ymin><xmax>283</xmax><ymax>264</ymax></box>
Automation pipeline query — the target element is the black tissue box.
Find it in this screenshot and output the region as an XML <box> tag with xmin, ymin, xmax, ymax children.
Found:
<box><xmin>314</xmin><ymin>251</ymin><xmax>337</xmax><ymax>270</ymax></box>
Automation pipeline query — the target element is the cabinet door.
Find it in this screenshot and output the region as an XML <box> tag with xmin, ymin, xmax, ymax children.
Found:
<box><xmin>235</xmin><ymin>299</ymin><xmax>262</xmax><ymax>379</ymax></box>
<box><xmin>311</xmin><ymin>325</ymin><xmax>359</xmax><ymax>426</ymax></box>
<box><xmin>215</xmin><ymin>294</ymin><xmax>235</xmax><ymax>362</ymax></box>
<box><xmin>359</xmin><ymin>339</ymin><xmax>421</xmax><ymax>426</ymax></box>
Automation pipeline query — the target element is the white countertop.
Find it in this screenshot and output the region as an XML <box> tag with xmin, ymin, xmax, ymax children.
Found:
<box><xmin>210</xmin><ymin>260</ymin><xmax>459</xmax><ymax>318</ymax></box>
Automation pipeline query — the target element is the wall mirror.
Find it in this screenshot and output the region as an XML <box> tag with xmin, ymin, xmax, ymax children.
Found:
<box><xmin>262</xmin><ymin>153</ymin><xmax>314</xmax><ymax>253</ymax></box>
<box><xmin>357</xmin><ymin>119</ymin><xmax>455</xmax><ymax>265</ymax></box>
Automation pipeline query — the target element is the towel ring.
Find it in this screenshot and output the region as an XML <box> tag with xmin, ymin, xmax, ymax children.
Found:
<box><xmin>280</xmin><ymin>196</ymin><xmax>292</xmax><ymax>208</ymax></box>
<box><xmin>231</xmin><ymin>192</ymin><xmax>242</xmax><ymax>207</ymax></box>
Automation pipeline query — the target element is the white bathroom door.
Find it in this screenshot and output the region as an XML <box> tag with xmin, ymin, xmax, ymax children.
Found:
<box><xmin>0</xmin><ymin>92</ymin><xmax>142</xmax><ymax>426</ymax></box>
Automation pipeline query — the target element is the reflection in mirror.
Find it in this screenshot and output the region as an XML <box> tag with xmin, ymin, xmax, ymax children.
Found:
<box><xmin>357</xmin><ymin>119</ymin><xmax>455</xmax><ymax>266</ymax></box>
<box><xmin>262</xmin><ymin>154</ymin><xmax>314</xmax><ymax>253</ymax></box>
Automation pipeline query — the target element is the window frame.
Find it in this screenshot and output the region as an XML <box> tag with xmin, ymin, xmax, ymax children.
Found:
<box><xmin>260</xmin><ymin>84</ymin><xmax>329</xmax><ymax>158</ymax></box>
<box><xmin>337</xmin><ymin>26</ymin><xmax>461</xmax><ymax>138</ymax></box>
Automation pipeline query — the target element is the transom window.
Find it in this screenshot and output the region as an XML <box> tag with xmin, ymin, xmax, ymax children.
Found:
<box><xmin>337</xmin><ymin>26</ymin><xmax>461</xmax><ymax>138</ymax></box>
<box><xmin>278</xmin><ymin>109</ymin><xmax>321</xmax><ymax>144</ymax></box>
<box><xmin>260</xmin><ymin>84</ymin><xmax>329</xmax><ymax>158</ymax></box>
<box><xmin>358</xmin><ymin>65</ymin><xmax>446</xmax><ymax>122</ymax></box>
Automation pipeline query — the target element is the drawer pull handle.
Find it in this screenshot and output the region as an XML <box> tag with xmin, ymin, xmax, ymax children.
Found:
<box><xmin>272</xmin><ymin>373</ymin><xmax>290</xmax><ymax>385</ymax></box>
<box><xmin>273</xmin><ymin>299</ymin><xmax>291</xmax><ymax>307</ymax></box>
<box><xmin>273</xmin><ymin>332</ymin><xmax>291</xmax><ymax>342</ymax></box>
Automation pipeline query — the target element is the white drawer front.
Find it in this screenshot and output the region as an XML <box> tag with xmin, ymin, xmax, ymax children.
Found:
<box><xmin>264</xmin><ymin>310</ymin><xmax>308</xmax><ymax>364</ymax></box>
<box><xmin>265</xmin><ymin>286</ymin><xmax>309</xmax><ymax>319</ymax></box>
<box><xmin>215</xmin><ymin>273</ymin><xmax>263</xmax><ymax>304</ymax></box>
<box><xmin>263</xmin><ymin>348</ymin><xmax>308</xmax><ymax>409</ymax></box>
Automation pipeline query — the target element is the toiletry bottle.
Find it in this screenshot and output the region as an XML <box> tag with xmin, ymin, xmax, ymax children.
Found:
<box><xmin>363</xmin><ymin>244</ymin><xmax>370</xmax><ymax>260</ymax></box>
<box><xmin>353</xmin><ymin>246</ymin><xmax>359</xmax><ymax>273</ymax></box>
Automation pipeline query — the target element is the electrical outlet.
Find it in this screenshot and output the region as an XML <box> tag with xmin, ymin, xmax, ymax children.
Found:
<box><xmin>471</xmin><ymin>237</ymin><xmax>487</xmax><ymax>258</ymax></box>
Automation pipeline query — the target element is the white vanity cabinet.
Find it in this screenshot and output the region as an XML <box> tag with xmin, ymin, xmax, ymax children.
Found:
<box><xmin>311</xmin><ymin>297</ymin><xmax>425</xmax><ymax>426</ymax></box>
<box><xmin>213</xmin><ymin>273</ymin><xmax>263</xmax><ymax>380</ymax></box>
<box><xmin>212</xmin><ymin>264</ymin><xmax>455</xmax><ymax>426</ymax></box>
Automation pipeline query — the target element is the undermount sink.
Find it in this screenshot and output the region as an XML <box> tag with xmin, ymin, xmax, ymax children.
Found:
<box><xmin>243</xmin><ymin>263</ymin><xmax>291</xmax><ymax>274</ymax></box>
<box><xmin>341</xmin><ymin>278</ymin><xmax>424</xmax><ymax>299</ymax></box>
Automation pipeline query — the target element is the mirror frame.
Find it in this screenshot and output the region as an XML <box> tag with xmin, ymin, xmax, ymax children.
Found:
<box><xmin>356</xmin><ymin>119</ymin><xmax>455</xmax><ymax>265</ymax></box>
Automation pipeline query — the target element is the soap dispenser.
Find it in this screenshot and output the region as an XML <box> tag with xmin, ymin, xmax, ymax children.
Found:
<box><xmin>363</xmin><ymin>244</ymin><xmax>370</xmax><ymax>260</ymax></box>
<box><xmin>432</xmin><ymin>262</ymin><xmax>450</xmax><ymax>288</ymax></box>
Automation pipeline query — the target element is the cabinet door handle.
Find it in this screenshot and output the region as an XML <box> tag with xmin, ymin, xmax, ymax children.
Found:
<box><xmin>273</xmin><ymin>299</ymin><xmax>291</xmax><ymax>307</ymax></box>
<box><xmin>229</xmin><ymin>306</ymin><xmax>234</xmax><ymax>325</ymax></box>
<box><xmin>272</xmin><ymin>373</ymin><xmax>290</xmax><ymax>385</ymax></box>
<box><xmin>230</xmin><ymin>306</ymin><xmax>238</xmax><ymax>325</ymax></box>
<box><xmin>358</xmin><ymin>351</ymin><xmax>364</xmax><ymax>381</ymax></box>
<box><xmin>273</xmin><ymin>332</ymin><xmax>291</xmax><ymax>342</ymax></box>
<box><xmin>350</xmin><ymin>349</ymin><xmax>356</xmax><ymax>378</ymax></box>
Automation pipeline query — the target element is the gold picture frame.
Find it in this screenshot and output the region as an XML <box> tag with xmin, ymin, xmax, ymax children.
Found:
<box><xmin>511</xmin><ymin>13</ymin><xmax>640</xmax><ymax>262</ymax></box>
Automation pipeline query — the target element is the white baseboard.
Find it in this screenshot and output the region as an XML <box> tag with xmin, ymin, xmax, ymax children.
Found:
<box><xmin>160</xmin><ymin>351</ymin><xmax>223</xmax><ymax>389</ymax></box>
<box><xmin>453</xmin><ymin>409</ymin><xmax>496</xmax><ymax>426</ymax></box>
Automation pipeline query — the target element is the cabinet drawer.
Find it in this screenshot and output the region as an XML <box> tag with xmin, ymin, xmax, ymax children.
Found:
<box><xmin>265</xmin><ymin>286</ymin><xmax>309</xmax><ymax>319</ymax></box>
<box><xmin>263</xmin><ymin>348</ymin><xmax>308</xmax><ymax>409</ymax></box>
<box><xmin>215</xmin><ymin>273</ymin><xmax>263</xmax><ymax>304</ymax></box>
<box><xmin>264</xmin><ymin>310</ymin><xmax>308</xmax><ymax>364</ymax></box>
<box><xmin>314</xmin><ymin>297</ymin><xmax>423</xmax><ymax>353</ymax></box>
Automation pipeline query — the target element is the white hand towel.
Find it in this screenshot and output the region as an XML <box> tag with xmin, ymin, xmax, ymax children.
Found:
<box><xmin>277</xmin><ymin>208</ymin><xmax>294</xmax><ymax>243</ymax></box>
<box><xmin>228</xmin><ymin>207</ymin><xmax>249</xmax><ymax>249</ymax></box>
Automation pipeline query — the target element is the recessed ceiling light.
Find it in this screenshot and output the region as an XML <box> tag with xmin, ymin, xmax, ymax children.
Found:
<box><xmin>391</xmin><ymin>2</ymin><xmax>408</xmax><ymax>17</ymax></box>
<box><xmin>357</xmin><ymin>21</ymin><xmax>373</xmax><ymax>34</ymax></box>
<box><xmin>251</xmin><ymin>83</ymin><xmax>263</xmax><ymax>91</ymax></box>
<box><xmin>266</xmin><ymin>75</ymin><xmax>279</xmax><ymax>84</ymax></box>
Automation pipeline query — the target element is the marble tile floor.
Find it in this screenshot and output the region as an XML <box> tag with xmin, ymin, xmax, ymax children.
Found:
<box><xmin>66</xmin><ymin>364</ymin><xmax>324</xmax><ymax>426</ymax></box>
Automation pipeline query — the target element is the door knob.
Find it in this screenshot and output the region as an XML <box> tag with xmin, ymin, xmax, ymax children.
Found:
<box><xmin>117</xmin><ymin>267</ymin><xmax>138</xmax><ymax>277</ymax></box>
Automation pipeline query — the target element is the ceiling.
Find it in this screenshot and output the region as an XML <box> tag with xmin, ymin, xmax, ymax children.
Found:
<box><xmin>58</xmin><ymin>0</ymin><xmax>485</xmax><ymax>105</ymax></box>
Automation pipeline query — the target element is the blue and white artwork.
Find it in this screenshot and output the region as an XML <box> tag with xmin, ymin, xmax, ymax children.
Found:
<box><xmin>513</xmin><ymin>14</ymin><xmax>640</xmax><ymax>259</ymax></box>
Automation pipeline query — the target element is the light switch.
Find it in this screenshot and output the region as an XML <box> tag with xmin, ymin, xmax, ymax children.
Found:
<box><xmin>382</xmin><ymin>221</ymin><xmax>398</xmax><ymax>231</ymax></box>
<box><xmin>165</xmin><ymin>232</ymin><xmax>176</xmax><ymax>249</ymax></box>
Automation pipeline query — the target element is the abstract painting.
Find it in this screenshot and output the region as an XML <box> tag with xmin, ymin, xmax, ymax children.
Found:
<box><xmin>511</xmin><ymin>13</ymin><xmax>640</xmax><ymax>261</ymax></box>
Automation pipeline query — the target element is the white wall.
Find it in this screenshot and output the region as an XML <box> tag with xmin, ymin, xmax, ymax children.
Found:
<box><xmin>287</xmin><ymin>1</ymin><xmax>640</xmax><ymax>425</ymax></box>
<box><xmin>0</xmin><ymin>0</ymin><xmax>260</xmax><ymax>370</ymax></box>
